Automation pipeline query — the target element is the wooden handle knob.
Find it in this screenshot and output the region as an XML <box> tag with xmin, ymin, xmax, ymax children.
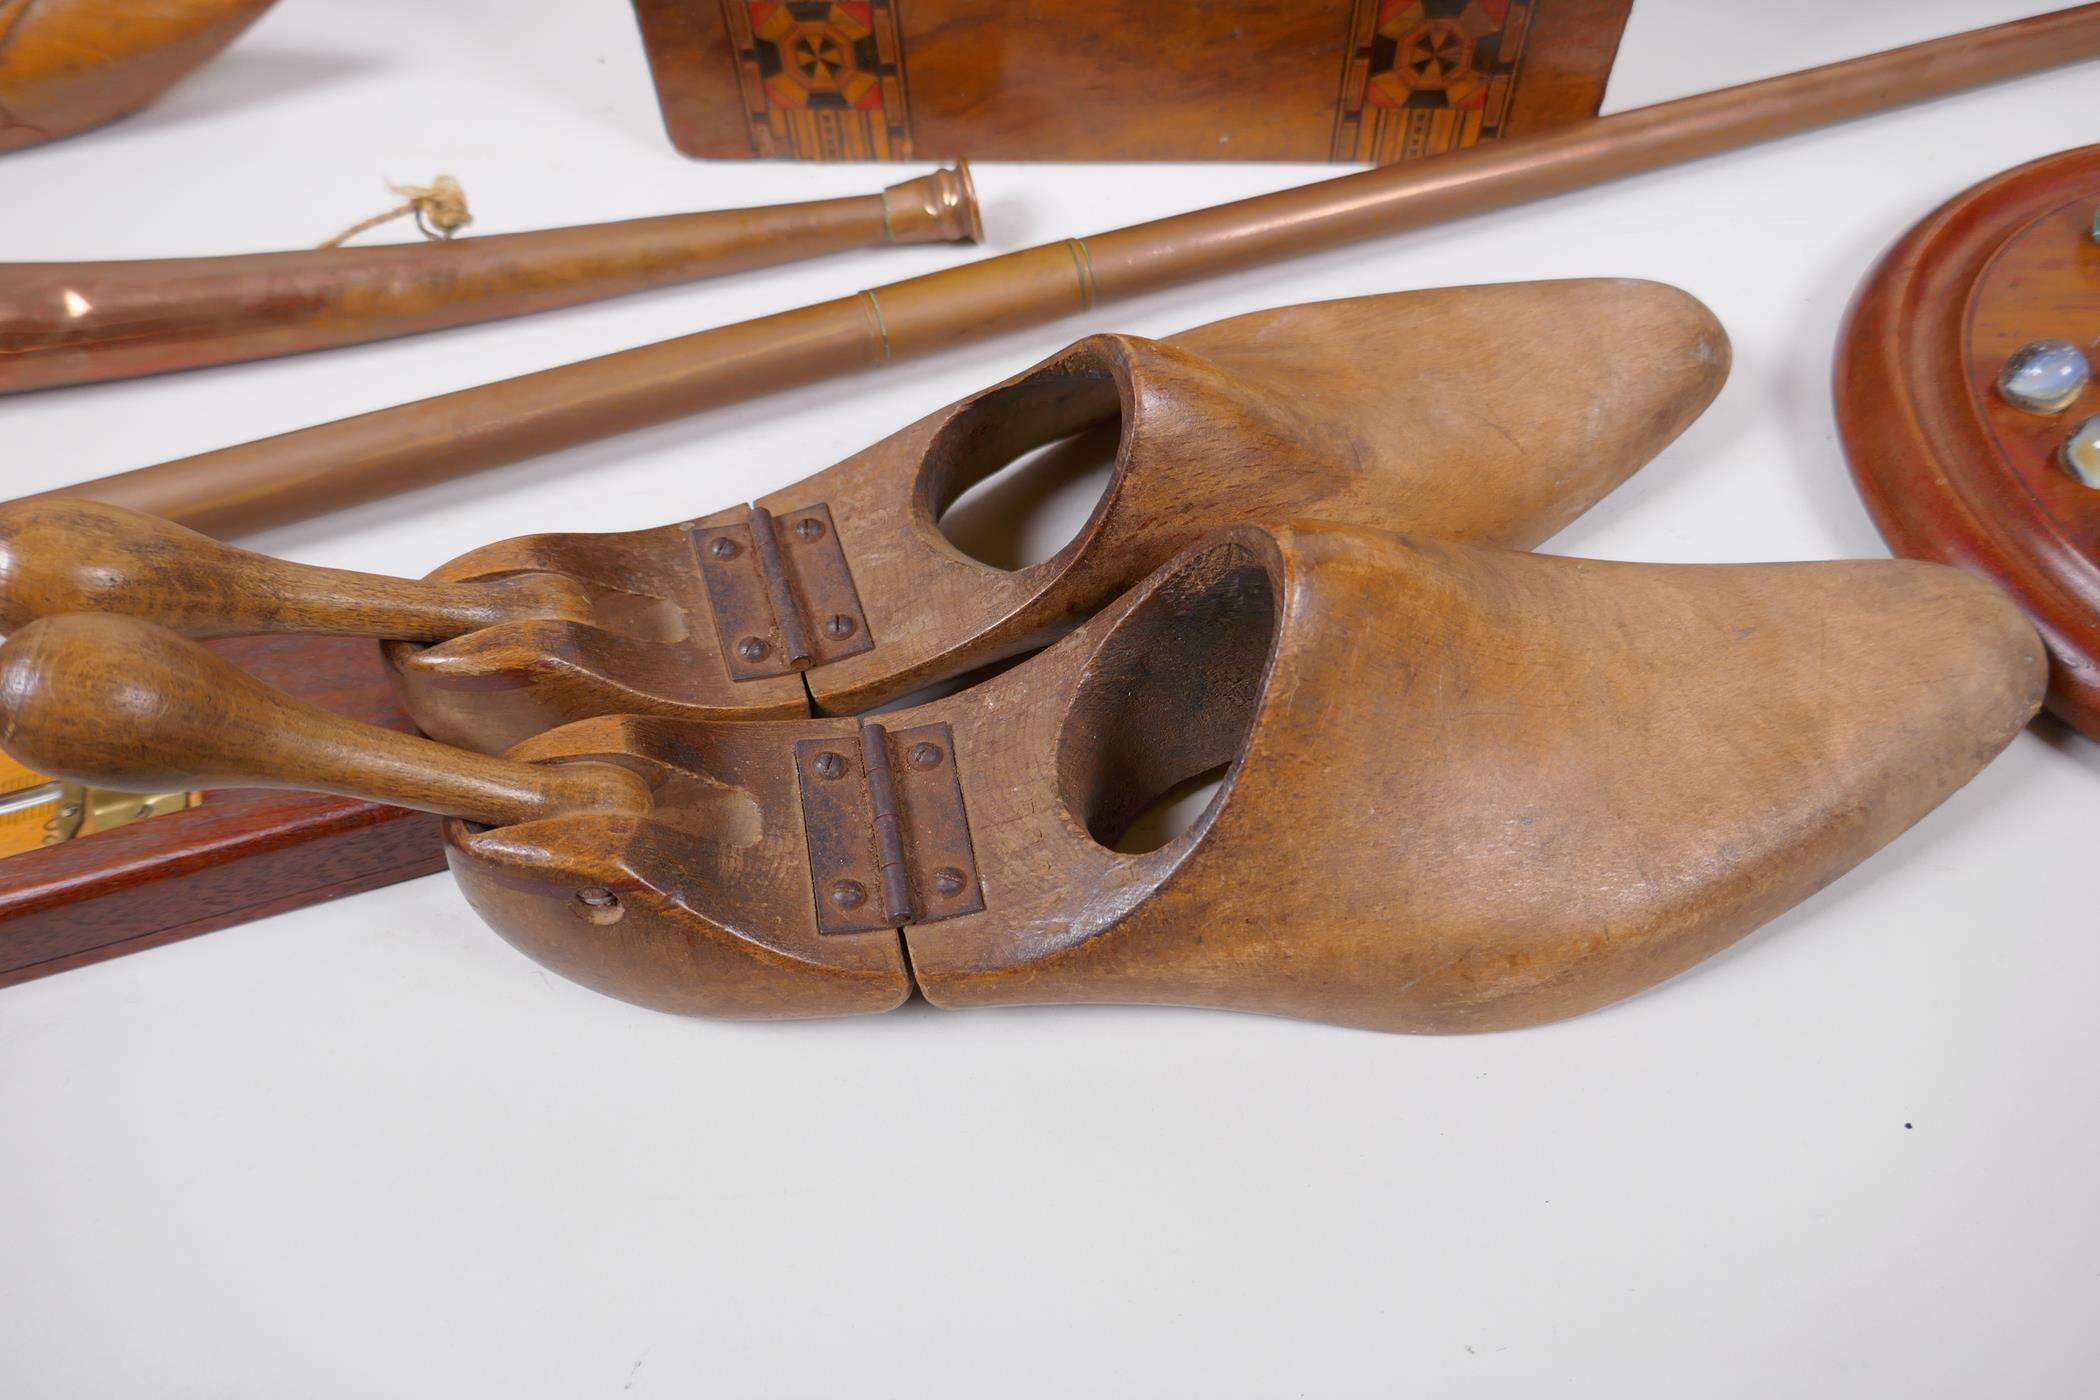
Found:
<box><xmin>0</xmin><ymin>498</ymin><xmax>590</xmax><ymax>640</ymax></box>
<box><xmin>0</xmin><ymin>614</ymin><xmax>651</xmax><ymax>826</ymax></box>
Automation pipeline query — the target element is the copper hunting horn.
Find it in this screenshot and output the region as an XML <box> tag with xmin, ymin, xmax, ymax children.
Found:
<box><xmin>31</xmin><ymin>4</ymin><xmax>2100</xmax><ymax>539</ymax></box>
<box><xmin>0</xmin><ymin>166</ymin><xmax>981</xmax><ymax>393</ymax></box>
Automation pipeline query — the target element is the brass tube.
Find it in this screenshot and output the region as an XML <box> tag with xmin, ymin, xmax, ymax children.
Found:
<box><xmin>0</xmin><ymin>166</ymin><xmax>981</xmax><ymax>394</ymax></box>
<box><xmin>41</xmin><ymin>4</ymin><xmax>2100</xmax><ymax>539</ymax></box>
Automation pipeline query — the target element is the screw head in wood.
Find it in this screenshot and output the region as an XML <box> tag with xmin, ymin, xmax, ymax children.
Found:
<box><xmin>812</xmin><ymin>751</ymin><xmax>846</xmax><ymax>780</ymax></box>
<box><xmin>908</xmin><ymin>742</ymin><xmax>944</xmax><ymax>768</ymax></box>
<box><xmin>933</xmin><ymin>866</ymin><xmax>967</xmax><ymax>897</ymax></box>
<box><xmin>574</xmin><ymin>886</ymin><xmax>624</xmax><ymax>925</ymax></box>
<box><xmin>824</xmin><ymin>614</ymin><xmax>857</xmax><ymax>640</ymax></box>
<box><xmin>737</xmin><ymin>636</ymin><xmax>770</xmax><ymax>662</ymax></box>
<box><xmin>1998</xmin><ymin>339</ymin><xmax>2089</xmax><ymax>415</ymax></box>
<box><xmin>793</xmin><ymin>517</ymin><xmax>826</xmax><ymax>542</ymax></box>
<box><xmin>829</xmin><ymin>879</ymin><xmax>866</xmax><ymax>910</ymax></box>
<box><xmin>708</xmin><ymin>536</ymin><xmax>740</xmax><ymax>560</ymax></box>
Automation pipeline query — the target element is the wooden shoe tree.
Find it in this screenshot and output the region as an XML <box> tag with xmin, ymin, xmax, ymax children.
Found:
<box><xmin>0</xmin><ymin>522</ymin><xmax>2042</xmax><ymax>1032</ymax></box>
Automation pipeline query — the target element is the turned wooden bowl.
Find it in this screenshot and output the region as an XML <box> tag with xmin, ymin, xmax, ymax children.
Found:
<box><xmin>1839</xmin><ymin>143</ymin><xmax>2100</xmax><ymax>739</ymax></box>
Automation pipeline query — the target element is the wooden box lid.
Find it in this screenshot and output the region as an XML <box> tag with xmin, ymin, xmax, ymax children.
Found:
<box><xmin>633</xmin><ymin>0</ymin><xmax>1630</xmax><ymax>163</ymax></box>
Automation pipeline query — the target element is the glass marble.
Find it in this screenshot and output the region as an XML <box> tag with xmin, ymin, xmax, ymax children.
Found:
<box><xmin>2061</xmin><ymin>415</ymin><xmax>2100</xmax><ymax>489</ymax></box>
<box><xmin>1997</xmin><ymin>339</ymin><xmax>2090</xmax><ymax>415</ymax></box>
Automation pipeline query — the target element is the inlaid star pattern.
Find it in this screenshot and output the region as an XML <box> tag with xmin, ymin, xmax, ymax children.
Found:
<box><xmin>1367</xmin><ymin>0</ymin><xmax>1500</xmax><ymax>107</ymax></box>
<box><xmin>751</xmin><ymin>2</ymin><xmax>883</xmax><ymax>110</ymax></box>
<box><xmin>789</xmin><ymin>29</ymin><xmax>848</xmax><ymax>84</ymax></box>
<box><xmin>1407</xmin><ymin>23</ymin><xmax>1467</xmax><ymax>80</ymax></box>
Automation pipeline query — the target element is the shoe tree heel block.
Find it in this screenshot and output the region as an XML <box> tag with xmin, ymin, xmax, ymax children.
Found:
<box><xmin>0</xmin><ymin>523</ymin><xmax>2046</xmax><ymax>1031</ymax></box>
<box><xmin>0</xmin><ymin>610</ymin><xmax>914</xmax><ymax>1017</ymax></box>
<box><xmin>0</xmin><ymin>497</ymin><xmax>610</xmax><ymax>640</ymax></box>
<box><xmin>0</xmin><ymin>496</ymin><xmax>791</xmax><ymax>752</ymax></box>
<box><xmin>7</xmin><ymin>282</ymin><xmax>1728</xmax><ymax>756</ymax></box>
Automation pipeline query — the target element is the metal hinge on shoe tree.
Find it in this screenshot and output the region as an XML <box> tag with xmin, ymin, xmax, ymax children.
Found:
<box><xmin>794</xmin><ymin>721</ymin><xmax>985</xmax><ymax>935</ymax></box>
<box><xmin>690</xmin><ymin>503</ymin><xmax>874</xmax><ymax>681</ymax></box>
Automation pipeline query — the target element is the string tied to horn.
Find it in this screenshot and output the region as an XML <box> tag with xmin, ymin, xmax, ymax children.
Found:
<box><xmin>318</xmin><ymin>175</ymin><xmax>474</xmax><ymax>249</ymax></box>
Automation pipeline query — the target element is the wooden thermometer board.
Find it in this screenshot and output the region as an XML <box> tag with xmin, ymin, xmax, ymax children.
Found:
<box><xmin>0</xmin><ymin>635</ymin><xmax>444</xmax><ymax>989</ymax></box>
<box><xmin>1840</xmin><ymin>143</ymin><xmax>2100</xmax><ymax>738</ymax></box>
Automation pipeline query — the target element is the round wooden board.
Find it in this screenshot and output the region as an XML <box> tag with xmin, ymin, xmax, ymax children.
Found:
<box><xmin>1839</xmin><ymin>143</ymin><xmax>2100</xmax><ymax>739</ymax></box>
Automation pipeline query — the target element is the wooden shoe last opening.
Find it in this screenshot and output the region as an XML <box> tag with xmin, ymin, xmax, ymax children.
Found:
<box><xmin>922</xmin><ymin>350</ymin><xmax>1123</xmax><ymax>573</ymax></box>
<box><xmin>1056</xmin><ymin>539</ymin><xmax>1277</xmax><ymax>855</ymax></box>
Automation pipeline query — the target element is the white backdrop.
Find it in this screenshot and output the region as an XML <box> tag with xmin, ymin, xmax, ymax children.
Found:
<box><xmin>2</xmin><ymin>2</ymin><xmax>2096</xmax><ymax>1395</ymax></box>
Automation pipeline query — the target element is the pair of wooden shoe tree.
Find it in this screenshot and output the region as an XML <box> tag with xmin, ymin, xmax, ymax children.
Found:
<box><xmin>0</xmin><ymin>283</ymin><xmax>2048</xmax><ymax>1031</ymax></box>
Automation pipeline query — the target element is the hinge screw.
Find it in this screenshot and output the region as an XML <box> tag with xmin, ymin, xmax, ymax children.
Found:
<box><xmin>793</xmin><ymin>517</ymin><xmax>826</xmax><ymax>542</ymax></box>
<box><xmin>812</xmin><ymin>751</ymin><xmax>846</xmax><ymax>780</ymax></box>
<box><xmin>933</xmin><ymin>866</ymin><xmax>967</xmax><ymax>897</ymax></box>
<box><xmin>737</xmin><ymin>636</ymin><xmax>770</xmax><ymax>662</ymax></box>
<box><xmin>575</xmin><ymin>886</ymin><xmax>624</xmax><ymax>925</ymax></box>
<box><xmin>824</xmin><ymin>614</ymin><xmax>857</xmax><ymax>640</ymax></box>
<box><xmin>908</xmin><ymin>742</ymin><xmax>944</xmax><ymax>768</ymax></box>
<box><xmin>708</xmin><ymin>536</ymin><xmax>740</xmax><ymax>560</ymax></box>
<box><xmin>829</xmin><ymin>879</ymin><xmax>866</xmax><ymax>910</ymax></box>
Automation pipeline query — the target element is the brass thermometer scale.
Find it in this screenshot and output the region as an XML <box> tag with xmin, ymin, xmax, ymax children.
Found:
<box><xmin>0</xmin><ymin>753</ymin><xmax>195</xmax><ymax>857</ymax></box>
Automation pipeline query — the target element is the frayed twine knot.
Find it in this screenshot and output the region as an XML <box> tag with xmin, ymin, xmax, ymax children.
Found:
<box><xmin>318</xmin><ymin>175</ymin><xmax>473</xmax><ymax>249</ymax></box>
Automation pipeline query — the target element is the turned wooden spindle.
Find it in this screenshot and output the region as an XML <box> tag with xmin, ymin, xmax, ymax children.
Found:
<box><xmin>0</xmin><ymin>498</ymin><xmax>591</xmax><ymax>639</ymax></box>
<box><xmin>0</xmin><ymin>613</ymin><xmax>651</xmax><ymax>826</ymax></box>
